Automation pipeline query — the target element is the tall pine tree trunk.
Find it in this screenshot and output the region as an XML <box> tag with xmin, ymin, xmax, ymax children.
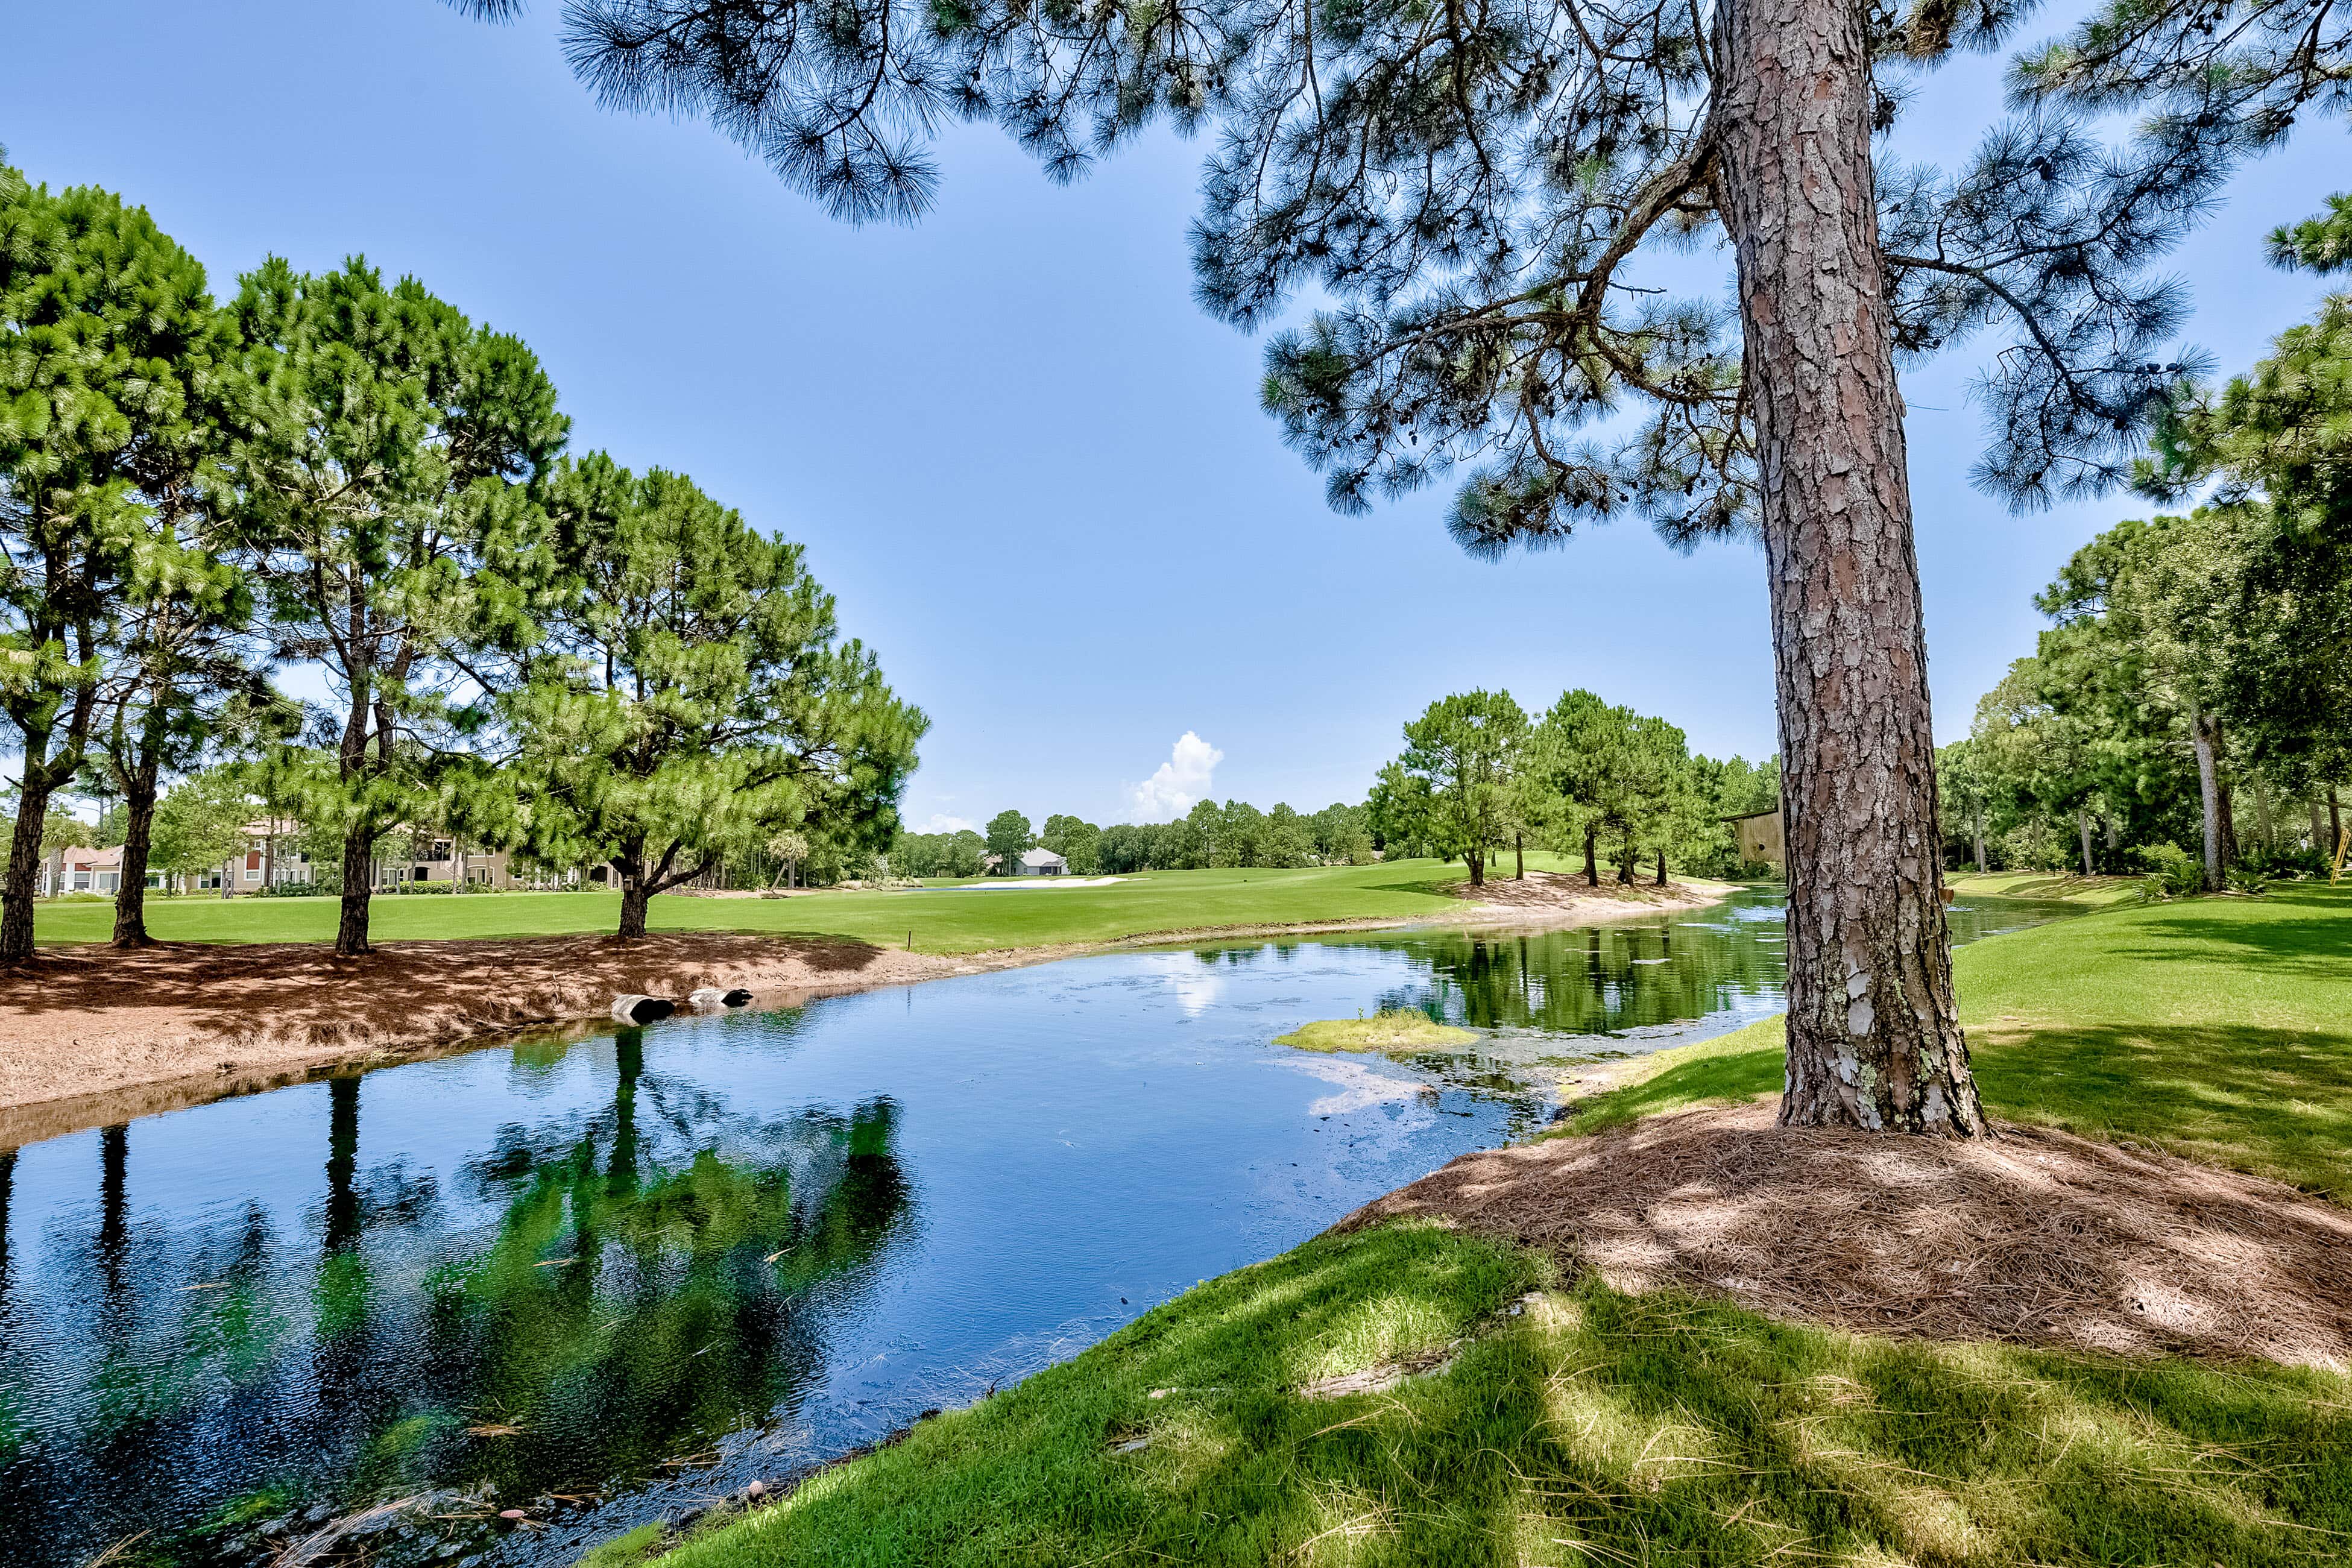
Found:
<box><xmin>1716</xmin><ymin>0</ymin><xmax>1984</xmax><ymax>1135</ymax></box>
<box><xmin>1972</xmin><ymin>803</ymin><xmax>1987</xmax><ymax>873</ymax></box>
<box><xmin>336</xmin><ymin>828</ymin><xmax>376</xmax><ymax>955</ymax></box>
<box><xmin>2077</xmin><ymin>809</ymin><xmax>2095</xmax><ymax>878</ymax></box>
<box><xmin>618</xmin><ymin>877</ymin><xmax>651</xmax><ymax>939</ymax></box>
<box><xmin>2190</xmin><ymin>706</ymin><xmax>2222</xmax><ymax>890</ymax></box>
<box><xmin>1655</xmin><ymin>848</ymin><xmax>1668</xmax><ymax>887</ymax></box>
<box><xmin>616</xmin><ymin>838</ymin><xmax>652</xmax><ymax>938</ymax></box>
<box><xmin>113</xmin><ymin>773</ymin><xmax>160</xmax><ymax>948</ymax></box>
<box><xmin>1515</xmin><ymin>833</ymin><xmax>1524</xmax><ymax>880</ymax></box>
<box><xmin>0</xmin><ymin>787</ymin><xmax>48</xmax><ymax>963</ymax></box>
<box><xmin>1</xmin><ymin>662</ymin><xmax>101</xmax><ymax>962</ymax></box>
<box><xmin>1583</xmin><ymin>824</ymin><xmax>1600</xmax><ymax>887</ymax></box>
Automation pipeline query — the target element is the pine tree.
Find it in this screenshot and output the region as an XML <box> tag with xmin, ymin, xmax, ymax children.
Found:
<box><xmin>517</xmin><ymin>455</ymin><xmax>927</xmax><ymax>936</ymax></box>
<box><xmin>2136</xmin><ymin>293</ymin><xmax>2352</xmax><ymax>848</ymax></box>
<box><xmin>443</xmin><ymin>0</ymin><xmax>2256</xmax><ymax>1133</ymax></box>
<box><xmin>229</xmin><ymin>257</ymin><xmax>567</xmax><ymax>956</ymax></box>
<box><xmin>1</xmin><ymin>166</ymin><xmax>225</xmax><ymax>961</ymax></box>
<box><xmin>1383</xmin><ymin>691</ymin><xmax>1527</xmax><ymax>885</ymax></box>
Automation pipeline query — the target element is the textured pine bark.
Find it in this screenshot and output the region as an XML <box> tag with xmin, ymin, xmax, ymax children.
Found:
<box><xmin>1715</xmin><ymin>0</ymin><xmax>1986</xmax><ymax>1135</ymax></box>
<box><xmin>336</xmin><ymin>831</ymin><xmax>376</xmax><ymax>956</ymax></box>
<box><xmin>0</xmin><ymin>787</ymin><xmax>46</xmax><ymax>962</ymax></box>
<box><xmin>617</xmin><ymin>878</ymin><xmax>652</xmax><ymax>940</ymax></box>
<box><xmin>112</xmin><ymin>783</ymin><xmax>159</xmax><ymax>948</ymax></box>
<box><xmin>2192</xmin><ymin>713</ymin><xmax>2222</xmax><ymax>889</ymax></box>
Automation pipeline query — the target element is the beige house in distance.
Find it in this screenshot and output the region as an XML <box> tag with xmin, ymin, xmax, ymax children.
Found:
<box><xmin>42</xmin><ymin>816</ymin><xmax>518</xmax><ymax>898</ymax></box>
<box><xmin>39</xmin><ymin>845</ymin><xmax>125</xmax><ymax>896</ymax></box>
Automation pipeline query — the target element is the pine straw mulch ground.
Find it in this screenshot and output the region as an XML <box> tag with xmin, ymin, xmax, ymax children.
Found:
<box><xmin>0</xmin><ymin>934</ymin><xmax>970</xmax><ymax>1138</ymax></box>
<box><xmin>1335</xmin><ymin>1098</ymin><xmax>2352</xmax><ymax>1370</ymax></box>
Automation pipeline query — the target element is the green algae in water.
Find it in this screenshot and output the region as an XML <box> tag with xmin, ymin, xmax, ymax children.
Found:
<box><xmin>1275</xmin><ymin>1009</ymin><xmax>1478</xmax><ymax>1054</ymax></box>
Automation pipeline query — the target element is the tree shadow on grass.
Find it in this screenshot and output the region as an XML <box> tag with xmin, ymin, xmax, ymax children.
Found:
<box><xmin>1973</xmin><ymin>1022</ymin><xmax>2352</xmax><ymax>1200</ymax></box>
<box><xmin>666</xmin><ymin>1223</ymin><xmax>2352</xmax><ymax>1568</ymax></box>
<box><xmin>2113</xmin><ymin>886</ymin><xmax>2352</xmax><ymax>982</ymax></box>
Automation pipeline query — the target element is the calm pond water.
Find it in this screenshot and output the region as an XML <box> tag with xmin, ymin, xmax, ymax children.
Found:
<box><xmin>0</xmin><ymin>890</ymin><xmax>2070</xmax><ymax>1568</ymax></box>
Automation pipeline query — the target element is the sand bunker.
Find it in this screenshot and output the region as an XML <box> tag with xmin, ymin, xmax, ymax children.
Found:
<box><xmin>1337</xmin><ymin>1100</ymin><xmax>2352</xmax><ymax>1370</ymax></box>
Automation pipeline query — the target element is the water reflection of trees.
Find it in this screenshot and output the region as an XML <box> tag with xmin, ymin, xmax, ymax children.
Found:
<box><xmin>0</xmin><ymin>1036</ymin><xmax>913</xmax><ymax>1568</ymax></box>
<box><xmin>1376</xmin><ymin>925</ymin><xmax>1785</xmax><ymax>1036</ymax></box>
<box><xmin>403</xmin><ymin>1033</ymin><xmax>912</xmax><ymax>1503</ymax></box>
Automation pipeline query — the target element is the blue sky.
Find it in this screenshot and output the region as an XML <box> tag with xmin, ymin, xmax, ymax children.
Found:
<box><xmin>7</xmin><ymin>1</ymin><xmax>2343</xmax><ymax>833</ymax></box>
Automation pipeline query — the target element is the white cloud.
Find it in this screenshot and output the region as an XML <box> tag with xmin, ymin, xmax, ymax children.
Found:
<box><xmin>912</xmin><ymin>813</ymin><xmax>978</xmax><ymax>834</ymax></box>
<box><xmin>1124</xmin><ymin>731</ymin><xmax>1223</xmax><ymax>822</ymax></box>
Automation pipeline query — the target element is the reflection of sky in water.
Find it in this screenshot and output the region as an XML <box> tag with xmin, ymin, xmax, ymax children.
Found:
<box><xmin>0</xmin><ymin>889</ymin><xmax>2084</xmax><ymax>1568</ymax></box>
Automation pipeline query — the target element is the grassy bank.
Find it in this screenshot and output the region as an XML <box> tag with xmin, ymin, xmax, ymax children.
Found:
<box><xmin>637</xmin><ymin>1220</ymin><xmax>2350</xmax><ymax>1568</ymax></box>
<box><xmin>28</xmin><ymin>855</ymin><xmax>1695</xmax><ymax>954</ymax></box>
<box><xmin>1562</xmin><ymin>882</ymin><xmax>2352</xmax><ymax>1199</ymax></box>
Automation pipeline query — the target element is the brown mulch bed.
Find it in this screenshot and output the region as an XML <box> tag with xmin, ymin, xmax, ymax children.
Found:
<box><xmin>1337</xmin><ymin>1100</ymin><xmax>2352</xmax><ymax>1369</ymax></box>
<box><xmin>0</xmin><ymin>933</ymin><xmax>969</xmax><ymax>1132</ymax></box>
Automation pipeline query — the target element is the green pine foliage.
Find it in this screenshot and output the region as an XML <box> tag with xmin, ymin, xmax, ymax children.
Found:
<box><xmin>511</xmin><ymin>456</ymin><xmax>927</xmax><ymax>934</ymax></box>
<box><xmin>231</xmin><ymin>256</ymin><xmax>569</xmax><ymax>952</ymax></box>
<box><xmin>0</xmin><ymin>164</ymin><xmax>230</xmax><ymax>957</ymax></box>
<box><xmin>1369</xmin><ymin>691</ymin><xmax>1528</xmax><ymax>884</ymax></box>
<box><xmin>2</xmin><ymin>156</ymin><xmax>930</xmax><ymax>946</ymax></box>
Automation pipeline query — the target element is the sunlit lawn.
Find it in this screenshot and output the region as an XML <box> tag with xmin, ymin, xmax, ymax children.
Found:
<box><xmin>1561</xmin><ymin>881</ymin><xmax>2352</xmax><ymax>1200</ymax></box>
<box><xmin>1944</xmin><ymin>868</ymin><xmax>2148</xmax><ymax>907</ymax></box>
<box><xmin>634</xmin><ymin>1220</ymin><xmax>2351</xmax><ymax>1568</ymax></box>
<box><xmin>30</xmin><ymin>855</ymin><xmax>1632</xmax><ymax>954</ymax></box>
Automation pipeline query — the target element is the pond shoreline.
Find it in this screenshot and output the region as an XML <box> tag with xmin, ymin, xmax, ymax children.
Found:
<box><xmin>1</xmin><ymin>878</ymin><xmax>1740</xmax><ymax>1147</ymax></box>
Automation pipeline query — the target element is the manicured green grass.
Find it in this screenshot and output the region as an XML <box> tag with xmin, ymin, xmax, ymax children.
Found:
<box><xmin>1944</xmin><ymin>869</ymin><xmax>2148</xmax><ymax>907</ymax></box>
<box><xmin>1560</xmin><ymin>883</ymin><xmax>2352</xmax><ymax>1200</ymax></box>
<box><xmin>28</xmin><ymin>855</ymin><xmax>1629</xmax><ymax>954</ymax></box>
<box><xmin>638</xmin><ymin>1220</ymin><xmax>2350</xmax><ymax>1568</ymax></box>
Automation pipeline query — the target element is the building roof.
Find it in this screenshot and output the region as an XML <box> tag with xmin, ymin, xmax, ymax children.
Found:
<box><xmin>52</xmin><ymin>845</ymin><xmax>124</xmax><ymax>867</ymax></box>
<box><xmin>1020</xmin><ymin>847</ymin><xmax>1068</xmax><ymax>868</ymax></box>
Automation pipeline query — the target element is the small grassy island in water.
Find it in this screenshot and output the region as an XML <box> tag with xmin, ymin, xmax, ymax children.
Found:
<box><xmin>1274</xmin><ymin>1008</ymin><xmax>1477</xmax><ymax>1053</ymax></box>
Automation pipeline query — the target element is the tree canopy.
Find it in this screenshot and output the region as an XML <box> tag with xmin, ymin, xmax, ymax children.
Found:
<box><xmin>232</xmin><ymin>255</ymin><xmax>567</xmax><ymax>953</ymax></box>
<box><xmin>1</xmin><ymin>160</ymin><xmax>926</xmax><ymax>948</ymax></box>
<box><xmin>514</xmin><ymin>455</ymin><xmax>927</xmax><ymax>936</ymax></box>
<box><xmin>1</xmin><ymin>167</ymin><xmax>227</xmax><ymax>958</ymax></box>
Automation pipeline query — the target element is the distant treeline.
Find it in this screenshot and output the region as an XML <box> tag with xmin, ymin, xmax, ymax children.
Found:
<box><xmin>890</xmin><ymin>802</ymin><xmax>1376</xmax><ymax>878</ymax></box>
